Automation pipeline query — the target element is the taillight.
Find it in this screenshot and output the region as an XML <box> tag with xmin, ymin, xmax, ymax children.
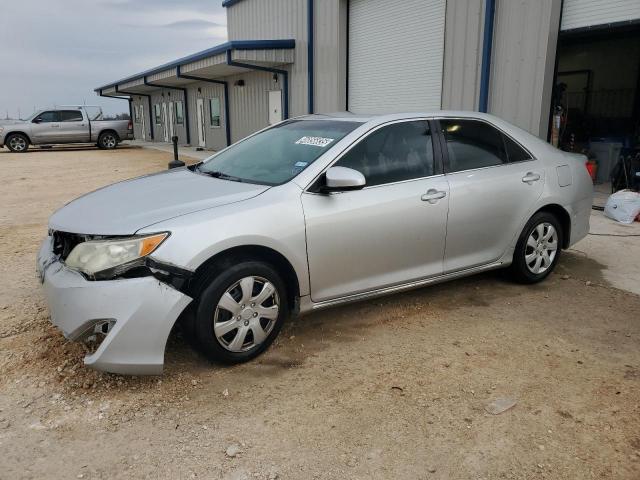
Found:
<box><xmin>128</xmin><ymin>121</ymin><xmax>133</xmax><ymax>130</ymax></box>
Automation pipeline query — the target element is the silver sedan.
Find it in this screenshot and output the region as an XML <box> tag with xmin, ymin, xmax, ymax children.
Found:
<box><xmin>37</xmin><ymin>112</ymin><xmax>593</xmax><ymax>374</ymax></box>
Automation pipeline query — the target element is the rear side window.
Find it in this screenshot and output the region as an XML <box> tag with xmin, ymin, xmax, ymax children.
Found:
<box><xmin>440</xmin><ymin>119</ymin><xmax>507</xmax><ymax>172</ymax></box>
<box><xmin>34</xmin><ymin>111</ymin><xmax>59</xmax><ymax>123</ymax></box>
<box><xmin>59</xmin><ymin>110</ymin><xmax>83</xmax><ymax>122</ymax></box>
<box><xmin>335</xmin><ymin>120</ymin><xmax>435</xmax><ymax>187</ymax></box>
<box><xmin>503</xmin><ymin>135</ymin><xmax>532</xmax><ymax>162</ymax></box>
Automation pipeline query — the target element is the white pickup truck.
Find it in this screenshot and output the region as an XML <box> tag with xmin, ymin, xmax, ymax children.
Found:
<box><xmin>0</xmin><ymin>106</ymin><xmax>133</xmax><ymax>153</ymax></box>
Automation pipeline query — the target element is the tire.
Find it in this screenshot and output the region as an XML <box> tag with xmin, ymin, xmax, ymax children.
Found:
<box><xmin>510</xmin><ymin>211</ymin><xmax>563</xmax><ymax>284</ymax></box>
<box><xmin>5</xmin><ymin>133</ymin><xmax>29</xmax><ymax>153</ymax></box>
<box><xmin>97</xmin><ymin>131</ymin><xmax>118</xmax><ymax>150</ymax></box>
<box><xmin>190</xmin><ymin>260</ymin><xmax>289</xmax><ymax>364</ymax></box>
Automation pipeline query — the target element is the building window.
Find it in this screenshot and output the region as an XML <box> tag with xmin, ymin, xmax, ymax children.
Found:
<box><xmin>134</xmin><ymin>105</ymin><xmax>141</xmax><ymax>123</ymax></box>
<box><xmin>175</xmin><ymin>101</ymin><xmax>184</xmax><ymax>125</ymax></box>
<box><xmin>154</xmin><ymin>104</ymin><xmax>161</xmax><ymax>125</ymax></box>
<box><xmin>209</xmin><ymin>98</ymin><xmax>221</xmax><ymax>128</ymax></box>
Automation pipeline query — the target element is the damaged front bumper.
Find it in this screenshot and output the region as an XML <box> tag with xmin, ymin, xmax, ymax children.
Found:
<box><xmin>36</xmin><ymin>236</ymin><xmax>192</xmax><ymax>375</ymax></box>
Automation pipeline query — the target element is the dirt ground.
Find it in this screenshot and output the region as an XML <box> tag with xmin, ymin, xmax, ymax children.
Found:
<box><xmin>1</xmin><ymin>145</ymin><xmax>639</xmax><ymax>480</ymax></box>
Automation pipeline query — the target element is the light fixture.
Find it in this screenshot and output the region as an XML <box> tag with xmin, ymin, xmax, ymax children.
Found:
<box><xmin>234</xmin><ymin>79</ymin><xmax>245</xmax><ymax>87</ymax></box>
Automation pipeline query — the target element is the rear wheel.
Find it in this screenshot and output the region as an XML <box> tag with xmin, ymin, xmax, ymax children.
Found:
<box><xmin>190</xmin><ymin>260</ymin><xmax>288</xmax><ymax>364</ymax></box>
<box><xmin>510</xmin><ymin>211</ymin><xmax>562</xmax><ymax>284</ymax></box>
<box><xmin>6</xmin><ymin>133</ymin><xmax>29</xmax><ymax>153</ymax></box>
<box><xmin>97</xmin><ymin>131</ymin><xmax>118</xmax><ymax>149</ymax></box>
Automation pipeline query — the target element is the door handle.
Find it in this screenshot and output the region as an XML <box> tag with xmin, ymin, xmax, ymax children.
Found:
<box><xmin>522</xmin><ymin>172</ymin><xmax>540</xmax><ymax>184</ymax></box>
<box><xmin>421</xmin><ymin>189</ymin><xmax>447</xmax><ymax>203</ymax></box>
<box><xmin>51</xmin><ymin>124</ymin><xmax>60</xmax><ymax>128</ymax></box>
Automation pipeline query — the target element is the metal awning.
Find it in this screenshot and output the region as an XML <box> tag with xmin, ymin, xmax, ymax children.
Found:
<box><xmin>95</xmin><ymin>39</ymin><xmax>295</xmax><ymax>94</ymax></box>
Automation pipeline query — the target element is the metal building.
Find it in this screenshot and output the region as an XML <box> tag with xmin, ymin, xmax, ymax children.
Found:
<box><xmin>96</xmin><ymin>0</ymin><xmax>640</xmax><ymax>150</ymax></box>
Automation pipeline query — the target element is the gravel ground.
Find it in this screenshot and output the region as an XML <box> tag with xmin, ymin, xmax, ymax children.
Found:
<box><xmin>0</xmin><ymin>145</ymin><xmax>639</xmax><ymax>480</ymax></box>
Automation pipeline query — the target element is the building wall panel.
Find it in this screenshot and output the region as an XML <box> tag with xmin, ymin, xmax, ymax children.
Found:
<box><xmin>226</xmin><ymin>0</ymin><xmax>309</xmax><ymax>117</ymax></box>
<box><xmin>441</xmin><ymin>0</ymin><xmax>484</xmax><ymax>111</ymax></box>
<box><xmin>489</xmin><ymin>0</ymin><xmax>561</xmax><ymax>138</ymax></box>
<box><xmin>314</xmin><ymin>0</ymin><xmax>347</xmax><ymax>112</ymax></box>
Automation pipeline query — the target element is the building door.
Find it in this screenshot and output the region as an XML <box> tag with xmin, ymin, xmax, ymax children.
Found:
<box><xmin>347</xmin><ymin>0</ymin><xmax>445</xmax><ymax>113</ymax></box>
<box><xmin>140</xmin><ymin>105</ymin><xmax>146</xmax><ymax>141</ymax></box>
<box><xmin>168</xmin><ymin>101</ymin><xmax>175</xmax><ymax>140</ymax></box>
<box><xmin>268</xmin><ymin>90</ymin><xmax>282</xmax><ymax>125</ymax></box>
<box><xmin>561</xmin><ymin>0</ymin><xmax>640</xmax><ymax>31</ymax></box>
<box><xmin>196</xmin><ymin>98</ymin><xmax>206</xmax><ymax>148</ymax></box>
<box><xmin>161</xmin><ymin>103</ymin><xmax>169</xmax><ymax>142</ymax></box>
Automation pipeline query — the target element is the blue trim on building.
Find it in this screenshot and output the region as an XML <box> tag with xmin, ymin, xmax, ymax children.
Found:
<box><xmin>479</xmin><ymin>0</ymin><xmax>496</xmax><ymax>113</ymax></box>
<box><xmin>226</xmin><ymin>51</ymin><xmax>290</xmax><ymax>119</ymax></box>
<box><xmin>116</xmin><ymin>85</ymin><xmax>154</xmax><ymax>140</ymax></box>
<box><xmin>177</xmin><ymin>66</ymin><xmax>232</xmax><ymax>147</ymax></box>
<box><xmin>95</xmin><ymin>39</ymin><xmax>296</xmax><ymax>92</ymax></box>
<box><xmin>222</xmin><ymin>0</ymin><xmax>243</xmax><ymax>6</ymax></box>
<box><xmin>307</xmin><ymin>0</ymin><xmax>314</xmax><ymax>114</ymax></box>
<box><xmin>144</xmin><ymin>76</ymin><xmax>192</xmax><ymax>145</ymax></box>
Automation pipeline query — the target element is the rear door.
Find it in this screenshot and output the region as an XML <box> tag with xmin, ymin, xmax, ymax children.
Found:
<box><xmin>31</xmin><ymin>111</ymin><xmax>62</xmax><ymax>143</ymax></box>
<box><xmin>302</xmin><ymin>119</ymin><xmax>449</xmax><ymax>302</ymax></box>
<box><xmin>437</xmin><ymin>118</ymin><xmax>545</xmax><ymax>272</ymax></box>
<box><xmin>58</xmin><ymin>109</ymin><xmax>89</xmax><ymax>143</ymax></box>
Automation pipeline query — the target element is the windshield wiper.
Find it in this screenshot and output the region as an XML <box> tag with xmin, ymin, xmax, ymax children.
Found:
<box><xmin>196</xmin><ymin>167</ymin><xmax>244</xmax><ymax>183</ymax></box>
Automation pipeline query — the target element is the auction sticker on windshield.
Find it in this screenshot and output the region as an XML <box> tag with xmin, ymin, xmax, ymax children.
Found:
<box><xmin>295</xmin><ymin>136</ymin><xmax>334</xmax><ymax>148</ymax></box>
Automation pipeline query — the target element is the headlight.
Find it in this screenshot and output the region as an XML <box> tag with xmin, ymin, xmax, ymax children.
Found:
<box><xmin>0</xmin><ymin>127</ymin><xmax>4</xmax><ymax>134</ymax></box>
<box><xmin>65</xmin><ymin>232</ymin><xmax>168</xmax><ymax>277</ymax></box>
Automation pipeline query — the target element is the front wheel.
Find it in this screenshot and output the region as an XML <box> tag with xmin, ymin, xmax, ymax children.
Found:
<box><xmin>509</xmin><ymin>212</ymin><xmax>562</xmax><ymax>284</ymax></box>
<box><xmin>191</xmin><ymin>261</ymin><xmax>289</xmax><ymax>364</ymax></box>
<box><xmin>97</xmin><ymin>131</ymin><xmax>118</xmax><ymax>149</ymax></box>
<box><xmin>5</xmin><ymin>133</ymin><xmax>29</xmax><ymax>153</ymax></box>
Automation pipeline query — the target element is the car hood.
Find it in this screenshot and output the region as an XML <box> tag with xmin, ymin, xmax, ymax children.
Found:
<box><xmin>49</xmin><ymin>168</ymin><xmax>270</xmax><ymax>235</ymax></box>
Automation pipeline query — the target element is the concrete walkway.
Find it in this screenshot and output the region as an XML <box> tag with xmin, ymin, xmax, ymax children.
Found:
<box><xmin>125</xmin><ymin>140</ymin><xmax>216</xmax><ymax>161</ymax></box>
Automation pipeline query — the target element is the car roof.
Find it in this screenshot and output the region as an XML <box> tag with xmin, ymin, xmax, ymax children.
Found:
<box><xmin>295</xmin><ymin>110</ymin><xmax>503</xmax><ymax>125</ymax></box>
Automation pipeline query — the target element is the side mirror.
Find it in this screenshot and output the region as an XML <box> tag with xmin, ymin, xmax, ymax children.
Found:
<box><xmin>323</xmin><ymin>166</ymin><xmax>366</xmax><ymax>192</ymax></box>
<box><xmin>32</xmin><ymin>118</ymin><xmax>41</xmax><ymax>124</ymax></box>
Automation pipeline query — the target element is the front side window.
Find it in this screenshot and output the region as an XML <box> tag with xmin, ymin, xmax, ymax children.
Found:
<box><xmin>175</xmin><ymin>102</ymin><xmax>184</xmax><ymax>125</ymax></box>
<box><xmin>198</xmin><ymin>120</ymin><xmax>361</xmax><ymax>185</ymax></box>
<box><xmin>154</xmin><ymin>104</ymin><xmax>161</xmax><ymax>124</ymax></box>
<box><xmin>440</xmin><ymin>119</ymin><xmax>507</xmax><ymax>172</ymax></box>
<box><xmin>209</xmin><ymin>98</ymin><xmax>221</xmax><ymax>127</ymax></box>
<box><xmin>59</xmin><ymin>110</ymin><xmax>83</xmax><ymax>122</ymax></box>
<box><xmin>34</xmin><ymin>111</ymin><xmax>59</xmax><ymax>123</ymax></box>
<box><xmin>335</xmin><ymin>120</ymin><xmax>435</xmax><ymax>187</ymax></box>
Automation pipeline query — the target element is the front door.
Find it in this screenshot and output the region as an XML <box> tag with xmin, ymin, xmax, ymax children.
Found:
<box><xmin>302</xmin><ymin>120</ymin><xmax>449</xmax><ymax>302</ymax></box>
<box><xmin>268</xmin><ymin>90</ymin><xmax>282</xmax><ymax>125</ymax></box>
<box><xmin>438</xmin><ymin>118</ymin><xmax>545</xmax><ymax>272</ymax></box>
<box><xmin>168</xmin><ymin>101</ymin><xmax>175</xmax><ymax>140</ymax></box>
<box><xmin>196</xmin><ymin>98</ymin><xmax>206</xmax><ymax>147</ymax></box>
<box><xmin>31</xmin><ymin>110</ymin><xmax>63</xmax><ymax>143</ymax></box>
<box><xmin>161</xmin><ymin>103</ymin><xmax>169</xmax><ymax>142</ymax></box>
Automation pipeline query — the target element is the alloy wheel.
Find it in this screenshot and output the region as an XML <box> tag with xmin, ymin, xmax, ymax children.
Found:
<box><xmin>103</xmin><ymin>135</ymin><xmax>117</xmax><ymax>148</ymax></box>
<box><xmin>213</xmin><ymin>276</ymin><xmax>280</xmax><ymax>352</ymax></box>
<box><xmin>525</xmin><ymin>222</ymin><xmax>558</xmax><ymax>274</ymax></box>
<box><xmin>9</xmin><ymin>136</ymin><xmax>26</xmax><ymax>152</ymax></box>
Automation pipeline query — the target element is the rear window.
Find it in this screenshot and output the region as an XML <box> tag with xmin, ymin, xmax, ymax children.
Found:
<box><xmin>199</xmin><ymin>120</ymin><xmax>362</xmax><ymax>185</ymax></box>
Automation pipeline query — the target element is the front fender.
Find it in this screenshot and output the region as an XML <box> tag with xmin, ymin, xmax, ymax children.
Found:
<box><xmin>137</xmin><ymin>184</ymin><xmax>311</xmax><ymax>296</ymax></box>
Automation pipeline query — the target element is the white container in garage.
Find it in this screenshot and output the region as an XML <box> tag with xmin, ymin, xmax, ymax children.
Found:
<box><xmin>589</xmin><ymin>141</ymin><xmax>623</xmax><ymax>184</ymax></box>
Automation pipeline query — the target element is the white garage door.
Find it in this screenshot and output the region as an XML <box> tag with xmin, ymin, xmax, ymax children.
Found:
<box><xmin>562</xmin><ymin>0</ymin><xmax>640</xmax><ymax>31</ymax></box>
<box><xmin>348</xmin><ymin>0</ymin><xmax>446</xmax><ymax>114</ymax></box>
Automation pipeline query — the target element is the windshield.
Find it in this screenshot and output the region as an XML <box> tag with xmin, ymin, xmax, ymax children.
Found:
<box><xmin>198</xmin><ymin>119</ymin><xmax>362</xmax><ymax>185</ymax></box>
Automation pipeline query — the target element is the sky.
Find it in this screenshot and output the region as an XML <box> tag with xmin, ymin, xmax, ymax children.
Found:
<box><xmin>0</xmin><ymin>0</ymin><xmax>228</xmax><ymax>119</ymax></box>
